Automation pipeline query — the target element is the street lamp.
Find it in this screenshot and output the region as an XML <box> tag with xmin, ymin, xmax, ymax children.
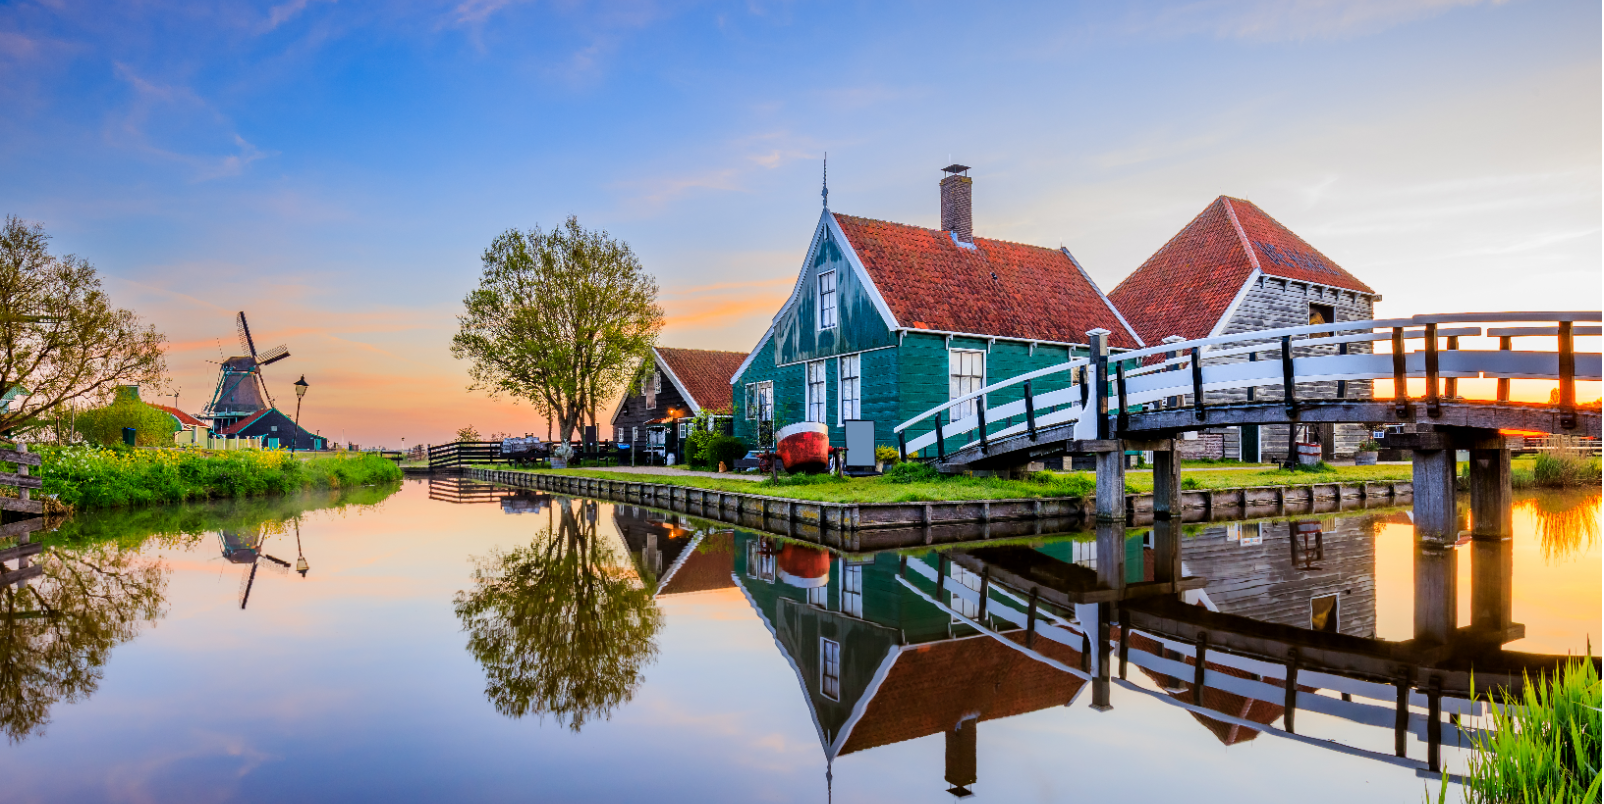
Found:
<box><xmin>291</xmin><ymin>375</ymin><xmax>310</xmax><ymax>454</ymax></box>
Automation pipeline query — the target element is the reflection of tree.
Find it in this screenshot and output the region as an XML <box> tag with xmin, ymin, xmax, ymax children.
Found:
<box><xmin>1529</xmin><ymin>492</ymin><xmax>1602</xmax><ymax>563</ymax></box>
<box><xmin>454</xmin><ymin>500</ymin><xmax>662</xmax><ymax>732</ymax></box>
<box><xmin>0</xmin><ymin>541</ymin><xmax>166</xmax><ymax>742</ymax></box>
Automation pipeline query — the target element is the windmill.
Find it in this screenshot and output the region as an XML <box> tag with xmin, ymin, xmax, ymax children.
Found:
<box><xmin>202</xmin><ymin>312</ymin><xmax>291</xmax><ymax>430</ymax></box>
<box><xmin>218</xmin><ymin>527</ymin><xmax>292</xmax><ymax>610</ymax></box>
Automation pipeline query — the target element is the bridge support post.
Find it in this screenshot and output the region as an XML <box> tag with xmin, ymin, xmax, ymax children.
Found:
<box><xmin>1410</xmin><ymin>442</ymin><xmax>1458</xmax><ymax>541</ymax></box>
<box><xmin>1095</xmin><ymin>449</ymin><xmax>1126</xmax><ymax>522</ymax></box>
<box><xmin>1151</xmin><ymin>441</ymin><xmax>1182</xmax><ymax>520</ymax></box>
<box><xmin>1412</xmin><ymin>436</ymin><xmax>1459</xmax><ymax>645</ymax></box>
<box><xmin>1414</xmin><ymin>537</ymin><xmax>1458</xmax><ymax>645</ymax></box>
<box><xmin>1469</xmin><ymin>437</ymin><xmax>1515</xmax><ymax>641</ymax></box>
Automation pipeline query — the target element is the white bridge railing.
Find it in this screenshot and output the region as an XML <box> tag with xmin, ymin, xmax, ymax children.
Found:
<box><xmin>893</xmin><ymin>312</ymin><xmax>1602</xmax><ymax>461</ymax></box>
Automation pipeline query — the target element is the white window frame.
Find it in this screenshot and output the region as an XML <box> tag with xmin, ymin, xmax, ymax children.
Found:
<box><xmin>842</xmin><ymin>563</ymin><xmax>864</xmax><ymax>619</ymax></box>
<box><xmin>819</xmin><ymin>637</ymin><xmax>841</xmax><ymax>701</ymax></box>
<box><xmin>807</xmin><ymin>585</ymin><xmax>828</xmax><ymax>609</ymax></box>
<box><xmin>806</xmin><ymin>360</ymin><xmax>828</xmax><ymax>423</ymax></box>
<box><xmin>838</xmin><ymin>354</ymin><xmax>861</xmax><ymax>424</ymax></box>
<box><xmin>949</xmin><ymin>563</ymin><xmax>983</xmax><ymax>621</ymax></box>
<box><xmin>818</xmin><ymin>270</ymin><xmax>837</xmax><ymax>330</ymax></box>
<box><xmin>745</xmin><ymin>381</ymin><xmax>774</xmax><ymax>421</ymax></box>
<box><xmin>949</xmin><ymin>349</ymin><xmax>986</xmax><ymax>422</ymax></box>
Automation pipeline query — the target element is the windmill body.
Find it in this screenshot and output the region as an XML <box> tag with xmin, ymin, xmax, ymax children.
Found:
<box><xmin>196</xmin><ymin>312</ymin><xmax>323</xmax><ymax>450</ymax></box>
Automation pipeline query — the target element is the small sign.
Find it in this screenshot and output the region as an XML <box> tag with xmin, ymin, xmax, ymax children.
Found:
<box><xmin>1372</xmin><ymin>430</ymin><xmax>1386</xmax><ymax>440</ymax></box>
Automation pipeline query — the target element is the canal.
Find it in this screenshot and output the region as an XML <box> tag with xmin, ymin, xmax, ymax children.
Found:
<box><xmin>0</xmin><ymin>477</ymin><xmax>1596</xmax><ymax>802</ymax></box>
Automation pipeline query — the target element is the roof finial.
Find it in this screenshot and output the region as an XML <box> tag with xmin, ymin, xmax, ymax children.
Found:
<box><xmin>822</xmin><ymin>153</ymin><xmax>829</xmax><ymax>209</ymax></box>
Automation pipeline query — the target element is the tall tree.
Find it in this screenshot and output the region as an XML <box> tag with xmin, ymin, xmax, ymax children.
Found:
<box><xmin>452</xmin><ymin>217</ymin><xmax>662</xmax><ymax>443</ymax></box>
<box><xmin>0</xmin><ymin>216</ymin><xmax>167</xmax><ymax>437</ymax></box>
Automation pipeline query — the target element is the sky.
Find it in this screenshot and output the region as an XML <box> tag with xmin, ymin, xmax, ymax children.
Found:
<box><xmin>1</xmin><ymin>0</ymin><xmax>1599</xmax><ymax>447</ymax></box>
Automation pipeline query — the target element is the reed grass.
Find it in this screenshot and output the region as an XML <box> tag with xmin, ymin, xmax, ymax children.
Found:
<box><xmin>1528</xmin><ymin>492</ymin><xmax>1602</xmax><ymax>563</ymax></box>
<box><xmin>1441</xmin><ymin>655</ymin><xmax>1603</xmax><ymax>803</ymax></box>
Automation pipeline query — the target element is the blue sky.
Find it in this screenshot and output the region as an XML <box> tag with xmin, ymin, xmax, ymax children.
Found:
<box><xmin>2</xmin><ymin>0</ymin><xmax>1598</xmax><ymax>445</ymax></box>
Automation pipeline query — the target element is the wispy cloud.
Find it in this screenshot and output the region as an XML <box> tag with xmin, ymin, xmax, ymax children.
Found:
<box><xmin>263</xmin><ymin>0</ymin><xmax>335</xmax><ymax>32</ymax></box>
<box><xmin>107</xmin><ymin>64</ymin><xmax>273</xmax><ymax>181</ymax></box>
<box><xmin>1135</xmin><ymin>0</ymin><xmax>1505</xmax><ymax>41</ymax></box>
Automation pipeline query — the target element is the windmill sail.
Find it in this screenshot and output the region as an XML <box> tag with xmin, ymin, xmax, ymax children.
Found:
<box><xmin>204</xmin><ymin>311</ymin><xmax>291</xmax><ymax>424</ymax></box>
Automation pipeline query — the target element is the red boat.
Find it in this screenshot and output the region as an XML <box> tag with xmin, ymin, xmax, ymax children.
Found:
<box><xmin>777</xmin><ymin>544</ymin><xmax>830</xmax><ymax>589</ymax></box>
<box><xmin>776</xmin><ymin>422</ymin><xmax>830</xmax><ymax>474</ymax></box>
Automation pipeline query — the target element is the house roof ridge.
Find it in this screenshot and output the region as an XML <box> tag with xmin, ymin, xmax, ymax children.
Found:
<box><xmin>832</xmin><ymin>212</ymin><xmax>1072</xmax><ymax>254</ymax></box>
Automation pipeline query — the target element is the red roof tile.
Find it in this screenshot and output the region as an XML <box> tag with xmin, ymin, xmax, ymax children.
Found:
<box><xmin>220</xmin><ymin>409</ymin><xmax>271</xmax><ymax>435</ymax></box>
<box><xmin>833</xmin><ymin>214</ymin><xmax>1140</xmax><ymax>348</ymax></box>
<box><xmin>1108</xmin><ymin>197</ymin><xmax>1373</xmax><ymax>345</ymax></box>
<box><xmin>840</xmin><ymin>631</ymin><xmax>1086</xmax><ymax>755</ymax></box>
<box><xmin>656</xmin><ymin>347</ymin><xmax>748</xmax><ymax>414</ymax></box>
<box><xmin>151</xmin><ymin>404</ymin><xmax>203</xmax><ymax>428</ymax></box>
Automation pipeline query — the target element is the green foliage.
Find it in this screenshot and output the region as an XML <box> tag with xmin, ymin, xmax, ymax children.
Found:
<box><xmin>456</xmin><ymin>425</ymin><xmax>481</xmax><ymax>443</ymax></box>
<box><xmin>875</xmin><ymin>445</ymin><xmax>901</xmax><ymax>465</ymax></box>
<box><xmin>1182</xmin><ymin>476</ymin><xmax>1202</xmax><ymax>490</ymax></box>
<box><xmin>1454</xmin><ymin>657</ymin><xmax>1602</xmax><ymax>803</ymax></box>
<box><xmin>701</xmin><ymin>435</ymin><xmax>747</xmax><ymax>471</ymax></box>
<box><xmin>72</xmin><ymin>386</ymin><xmax>177</xmax><ymax>447</ymax></box>
<box><xmin>883</xmin><ymin>461</ymin><xmax>940</xmax><ymax>484</ymax></box>
<box><xmin>761</xmin><ymin>471</ymin><xmax>850</xmax><ymax>487</ymax></box>
<box><xmin>38</xmin><ymin>445</ymin><xmax>403</xmax><ymax>509</ymax></box>
<box><xmin>1533</xmin><ymin>451</ymin><xmax>1601</xmax><ymax>488</ymax></box>
<box><xmin>452</xmin><ymin>216</ymin><xmax>664</xmax><ymax>443</ymax></box>
<box><xmin>0</xmin><ymin>216</ymin><xmax>168</xmax><ymax>437</ymax></box>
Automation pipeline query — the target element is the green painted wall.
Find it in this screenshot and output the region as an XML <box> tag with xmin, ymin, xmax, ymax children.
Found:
<box><xmin>773</xmin><ymin>228</ymin><xmax>897</xmax><ymax>365</ymax></box>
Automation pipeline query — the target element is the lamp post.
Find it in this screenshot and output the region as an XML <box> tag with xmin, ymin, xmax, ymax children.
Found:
<box><xmin>294</xmin><ymin>518</ymin><xmax>309</xmax><ymax>577</ymax></box>
<box><xmin>291</xmin><ymin>375</ymin><xmax>310</xmax><ymax>454</ymax></box>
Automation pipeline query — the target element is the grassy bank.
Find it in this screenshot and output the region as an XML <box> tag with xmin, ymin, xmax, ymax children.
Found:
<box><xmin>472</xmin><ymin>461</ymin><xmax>1412</xmax><ymax>504</ymax></box>
<box><xmin>1438</xmin><ymin>656</ymin><xmax>1601</xmax><ymax>803</ymax></box>
<box><xmin>38</xmin><ymin>445</ymin><xmax>403</xmax><ymax>510</ymax></box>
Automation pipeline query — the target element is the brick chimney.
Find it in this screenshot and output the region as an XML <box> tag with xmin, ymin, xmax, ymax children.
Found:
<box><xmin>940</xmin><ymin>164</ymin><xmax>972</xmax><ymax>243</ymax></box>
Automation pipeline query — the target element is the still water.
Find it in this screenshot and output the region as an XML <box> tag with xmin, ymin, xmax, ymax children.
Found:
<box><xmin>0</xmin><ymin>478</ymin><xmax>1597</xmax><ymax>803</ymax></box>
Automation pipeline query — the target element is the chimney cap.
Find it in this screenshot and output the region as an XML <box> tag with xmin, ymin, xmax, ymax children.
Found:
<box><xmin>940</xmin><ymin>164</ymin><xmax>970</xmax><ymax>175</ymax></box>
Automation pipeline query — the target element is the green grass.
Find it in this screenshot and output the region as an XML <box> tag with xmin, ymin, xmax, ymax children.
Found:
<box><xmin>1437</xmin><ymin>656</ymin><xmax>1602</xmax><ymax>803</ymax></box>
<box><xmin>472</xmin><ymin>461</ymin><xmax>1409</xmax><ymax>504</ymax></box>
<box><xmin>38</xmin><ymin>445</ymin><xmax>403</xmax><ymax>510</ymax></box>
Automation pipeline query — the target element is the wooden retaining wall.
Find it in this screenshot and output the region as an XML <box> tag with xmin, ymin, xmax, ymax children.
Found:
<box><xmin>462</xmin><ymin>469</ymin><xmax>1413</xmax><ymax>536</ymax></box>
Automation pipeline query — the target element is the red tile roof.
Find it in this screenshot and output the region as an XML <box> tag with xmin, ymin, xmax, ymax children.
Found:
<box><xmin>219</xmin><ymin>409</ymin><xmax>271</xmax><ymax>435</ymax></box>
<box><xmin>840</xmin><ymin>631</ymin><xmax>1086</xmax><ymax>755</ymax></box>
<box><xmin>1108</xmin><ymin>197</ymin><xmax>1374</xmax><ymax>345</ymax></box>
<box><xmin>657</xmin><ymin>532</ymin><xmax>737</xmax><ymax>596</ymax></box>
<box><xmin>833</xmin><ymin>214</ymin><xmax>1141</xmax><ymax>348</ymax></box>
<box><xmin>656</xmin><ymin>347</ymin><xmax>747</xmax><ymax>414</ymax></box>
<box><xmin>151</xmin><ymin>404</ymin><xmax>203</xmax><ymax>428</ymax></box>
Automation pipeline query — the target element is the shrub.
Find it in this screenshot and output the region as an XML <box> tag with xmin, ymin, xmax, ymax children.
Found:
<box><xmin>1533</xmin><ymin>439</ymin><xmax>1601</xmax><ymax>488</ymax></box>
<box><xmin>875</xmin><ymin>445</ymin><xmax>901</xmax><ymax>465</ymax></box>
<box><xmin>38</xmin><ymin>446</ymin><xmax>403</xmax><ymax>509</ymax></box>
<box><xmin>699</xmin><ymin>435</ymin><xmax>747</xmax><ymax>471</ymax></box>
<box><xmin>883</xmin><ymin>461</ymin><xmax>940</xmax><ymax>484</ymax></box>
<box><xmin>74</xmin><ymin>387</ymin><xmax>178</xmax><ymax>447</ymax></box>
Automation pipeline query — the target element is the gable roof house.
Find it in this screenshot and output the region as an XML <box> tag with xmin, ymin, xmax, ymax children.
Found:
<box><xmin>610</xmin><ymin>346</ymin><xmax>748</xmax><ymax>461</ymax></box>
<box><xmin>219</xmin><ymin>407</ymin><xmax>325</xmax><ymax>451</ymax></box>
<box><xmin>730</xmin><ymin>166</ymin><xmax>1140</xmax><ymax>455</ymax></box>
<box><xmin>1108</xmin><ymin>197</ymin><xmax>1382</xmax><ymax>463</ymax></box>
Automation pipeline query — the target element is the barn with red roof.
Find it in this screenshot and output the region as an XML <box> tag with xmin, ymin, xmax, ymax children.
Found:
<box><xmin>1109</xmin><ymin>196</ymin><xmax>1382</xmax><ymax>462</ymax></box>
<box><xmin>730</xmin><ymin>165</ymin><xmax>1140</xmax><ymax>454</ymax></box>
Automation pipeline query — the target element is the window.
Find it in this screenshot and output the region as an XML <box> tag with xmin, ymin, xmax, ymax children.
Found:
<box><xmin>678</xmin><ymin>421</ymin><xmax>688</xmax><ymax>439</ymax></box>
<box><xmin>839</xmin><ymin>354</ymin><xmax>861</xmax><ymax>423</ymax></box>
<box><xmin>807</xmin><ymin>585</ymin><xmax>828</xmax><ymax>608</ymax></box>
<box><xmin>818</xmin><ymin>270</ymin><xmax>837</xmax><ymax>330</ymax></box>
<box><xmin>1309</xmin><ymin>303</ymin><xmax>1335</xmax><ymax>326</ymax></box>
<box><xmin>806</xmin><ymin>361</ymin><xmax>828</xmax><ymax>423</ymax></box>
<box><xmin>819</xmin><ymin>638</ymin><xmax>841</xmax><ymax>700</ymax></box>
<box><xmin>653</xmin><ymin>370</ymin><xmax>662</xmax><ymax>393</ymax></box>
<box><xmin>747</xmin><ymin>540</ymin><xmax>775</xmax><ymax>582</ymax></box>
<box><xmin>949</xmin><ymin>349</ymin><xmax>985</xmax><ymax>421</ymax></box>
<box><xmin>745</xmin><ymin>381</ymin><xmax>773</xmax><ymax>421</ymax></box>
<box><xmin>1311</xmin><ymin>594</ymin><xmax>1340</xmax><ymax>632</ymax></box>
<box><xmin>842</xmin><ymin>564</ymin><xmax>863</xmax><ymax>618</ymax></box>
<box><xmin>950</xmin><ymin>563</ymin><xmax>983</xmax><ymax>621</ymax></box>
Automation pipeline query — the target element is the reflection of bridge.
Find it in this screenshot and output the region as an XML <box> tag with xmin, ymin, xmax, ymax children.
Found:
<box><xmin>722</xmin><ymin>500</ymin><xmax>1594</xmax><ymax>791</ymax></box>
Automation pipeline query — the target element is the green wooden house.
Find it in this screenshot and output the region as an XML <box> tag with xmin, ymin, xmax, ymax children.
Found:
<box><xmin>729</xmin><ymin>166</ymin><xmax>1141</xmax><ymax>454</ymax></box>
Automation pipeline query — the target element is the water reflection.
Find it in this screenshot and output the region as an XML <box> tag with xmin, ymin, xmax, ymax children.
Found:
<box><xmin>1528</xmin><ymin>491</ymin><xmax>1601</xmax><ymax>562</ymax></box>
<box><xmin>454</xmin><ymin>498</ymin><xmax>663</xmax><ymax>731</ymax></box>
<box><xmin>0</xmin><ymin>538</ymin><xmax>165</xmax><ymax>743</ymax></box>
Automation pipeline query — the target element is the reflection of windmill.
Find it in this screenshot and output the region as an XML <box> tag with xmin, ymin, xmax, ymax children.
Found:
<box><xmin>218</xmin><ymin>528</ymin><xmax>291</xmax><ymax>609</ymax></box>
<box><xmin>202</xmin><ymin>311</ymin><xmax>291</xmax><ymax>430</ymax></box>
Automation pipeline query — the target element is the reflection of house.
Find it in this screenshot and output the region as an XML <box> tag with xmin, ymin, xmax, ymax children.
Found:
<box><xmin>611</xmin><ymin>505</ymin><xmax>735</xmax><ymax>596</ymax></box>
<box><xmin>731</xmin><ymin>532</ymin><xmax>1087</xmax><ymax>796</ymax></box>
<box><xmin>1108</xmin><ymin>197</ymin><xmax>1379</xmax><ymax>462</ymax></box>
<box><xmin>1179</xmin><ymin>515</ymin><xmax>1379</xmax><ymax>639</ymax></box>
<box><xmin>1127</xmin><ymin>631</ymin><xmax>1286</xmax><ymax>745</ymax></box>
<box><xmin>610</xmin><ymin>347</ymin><xmax>747</xmax><ymax>462</ymax></box>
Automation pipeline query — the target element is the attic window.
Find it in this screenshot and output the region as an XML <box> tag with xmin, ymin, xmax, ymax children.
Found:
<box><xmin>1309</xmin><ymin>303</ymin><xmax>1335</xmax><ymax>326</ymax></box>
<box><xmin>818</xmin><ymin>270</ymin><xmax>837</xmax><ymax>330</ymax></box>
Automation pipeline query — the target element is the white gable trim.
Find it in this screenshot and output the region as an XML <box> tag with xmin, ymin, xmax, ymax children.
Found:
<box><xmin>825</xmin><ymin>212</ymin><xmax>901</xmax><ymax>333</ymax></box>
<box><xmin>729</xmin><ymin>208</ymin><xmax>899</xmax><ymax>385</ymax></box>
<box><xmin>653</xmin><ymin>348</ymin><xmax>701</xmax><ymax>415</ymax></box>
<box><xmin>1207</xmin><ymin>267</ymin><xmax>1263</xmax><ymax>340</ymax></box>
<box><xmin>1061</xmin><ymin>247</ymin><xmax>1145</xmax><ymax>348</ymax></box>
